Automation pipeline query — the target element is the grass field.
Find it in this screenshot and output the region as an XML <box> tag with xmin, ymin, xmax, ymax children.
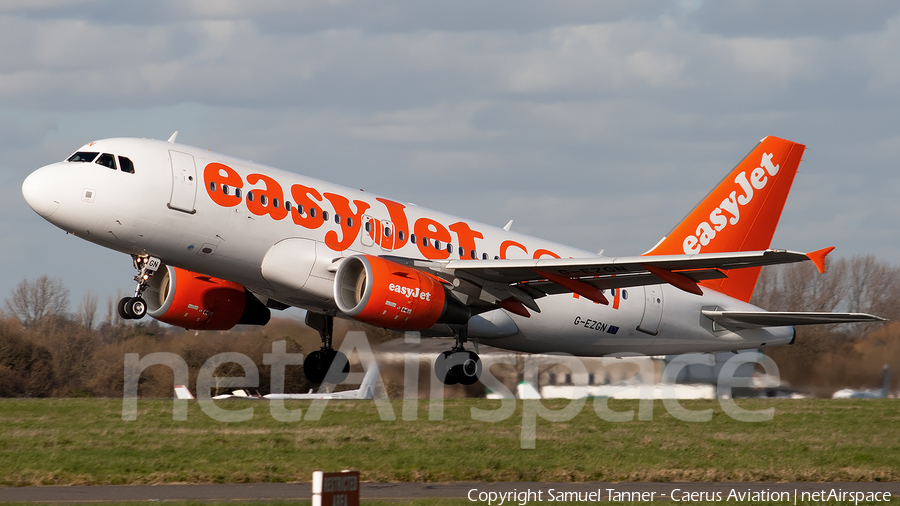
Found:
<box><xmin>0</xmin><ymin>398</ymin><xmax>898</xmax><ymax>487</ymax></box>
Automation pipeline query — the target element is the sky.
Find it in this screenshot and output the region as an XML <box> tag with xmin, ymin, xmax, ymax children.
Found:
<box><xmin>2</xmin><ymin>0</ymin><xmax>900</xmax><ymax>314</ymax></box>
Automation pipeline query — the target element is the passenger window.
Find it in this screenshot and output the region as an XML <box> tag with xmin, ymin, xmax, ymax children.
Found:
<box><xmin>422</xmin><ymin>237</ymin><xmax>428</xmax><ymax>247</ymax></box>
<box><xmin>384</xmin><ymin>227</ymin><xmax>392</xmax><ymax>238</ymax></box>
<box><xmin>247</xmin><ymin>191</ymin><xmax>255</xmax><ymax>202</ymax></box>
<box><xmin>95</xmin><ymin>153</ymin><xmax>116</xmax><ymax>170</ymax></box>
<box><xmin>285</xmin><ymin>201</ymin><xmax>292</xmax><ymax>212</ymax></box>
<box><xmin>482</xmin><ymin>253</ymin><xmax>488</xmax><ymax>260</ymax></box>
<box><xmin>322</xmin><ymin>210</ymin><xmax>329</xmax><ymax>221</ymax></box>
<box><xmin>398</xmin><ymin>230</ymin><xmax>405</xmax><ymax>241</ymax></box>
<box><xmin>310</xmin><ymin>208</ymin><xmax>317</xmax><ymax>218</ymax></box>
<box><xmin>209</xmin><ymin>181</ymin><xmax>217</xmax><ymax>192</ymax></box>
<box><xmin>260</xmin><ymin>194</ymin><xmax>268</xmax><ymax>206</ymax></box>
<box><xmin>447</xmin><ymin>243</ymin><xmax>453</xmax><ymax>253</ymax></box>
<box><xmin>296</xmin><ymin>204</ymin><xmax>303</xmax><ymax>215</ymax></box>
<box><xmin>410</xmin><ymin>234</ymin><xmax>416</xmax><ymax>244</ymax></box>
<box><xmin>470</xmin><ymin>250</ymin><xmax>476</xmax><ymax>259</ymax></box>
<box><xmin>67</xmin><ymin>152</ymin><xmax>99</xmax><ymax>163</ymax></box>
<box><xmin>494</xmin><ymin>256</ymin><xmax>500</xmax><ymax>260</ymax></box>
<box><xmin>622</xmin><ymin>290</ymin><xmax>628</xmax><ymax>300</ymax></box>
<box><xmin>118</xmin><ymin>156</ymin><xmax>135</xmax><ymax>173</ymax></box>
<box><xmin>335</xmin><ymin>214</ymin><xmax>341</xmax><ymax>224</ymax></box>
<box><xmin>365</xmin><ymin>221</ymin><xmax>371</xmax><ymax>233</ymax></box>
<box><xmin>434</xmin><ymin>240</ymin><xmax>441</xmax><ymax>249</ymax></box>
<box><xmin>222</xmin><ymin>184</ymin><xmax>230</xmax><ymax>195</ymax></box>
<box><xmin>347</xmin><ymin>217</ymin><xmax>353</xmax><ymax>227</ymax></box>
<box><xmin>235</xmin><ymin>188</ymin><xmax>242</xmax><ymax>199</ymax></box>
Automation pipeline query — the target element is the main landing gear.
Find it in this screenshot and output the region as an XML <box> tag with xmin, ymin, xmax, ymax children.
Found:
<box><xmin>303</xmin><ymin>312</ymin><xmax>350</xmax><ymax>384</ymax></box>
<box><xmin>117</xmin><ymin>255</ymin><xmax>160</xmax><ymax>320</ymax></box>
<box><xmin>434</xmin><ymin>325</ymin><xmax>482</xmax><ymax>386</ymax></box>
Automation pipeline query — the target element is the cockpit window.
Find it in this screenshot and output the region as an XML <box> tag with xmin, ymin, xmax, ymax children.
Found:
<box><xmin>67</xmin><ymin>152</ymin><xmax>99</xmax><ymax>163</ymax></box>
<box><xmin>95</xmin><ymin>153</ymin><xmax>117</xmax><ymax>170</ymax></box>
<box><xmin>118</xmin><ymin>156</ymin><xmax>135</xmax><ymax>174</ymax></box>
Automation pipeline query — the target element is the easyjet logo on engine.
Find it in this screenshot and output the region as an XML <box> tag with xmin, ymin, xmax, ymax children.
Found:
<box><xmin>682</xmin><ymin>152</ymin><xmax>780</xmax><ymax>254</ymax></box>
<box><xmin>389</xmin><ymin>283</ymin><xmax>433</xmax><ymax>301</ymax></box>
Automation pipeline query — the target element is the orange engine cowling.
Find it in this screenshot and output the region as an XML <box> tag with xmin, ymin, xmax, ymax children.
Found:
<box><xmin>144</xmin><ymin>265</ymin><xmax>271</xmax><ymax>330</ymax></box>
<box><xmin>334</xmin><ymin>255</ymin><xmax>469</xmax><ymax>330</ymax></box>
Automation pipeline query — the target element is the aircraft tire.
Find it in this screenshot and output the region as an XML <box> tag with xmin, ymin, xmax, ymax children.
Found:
<box><xmin>304</xmin><ymin>350</ymin><xmax>327</xmax><ymax>384</ymax></box>
<box><xmin>434</xmin><ymin>351</ymin><xmax>459</xmax><ymax>385</ymax></box>
<box><xmin>128</xmin><ymin>297</ymin><xmax>147</xmax><ymax>319</ymax></box>
<box><xmin>118</xmin><ymin>297</ymin><xmax>134</xmax><ymax>319</ymax></box>
<box><xmin>304</xmin><ymin>349</ymin><xmax>350</xmax><ymax>384</ymax></box>
<box><xmin>448</xmin><ymin>350</ymin><xmax>482</xmax><ymax>386</ymax></box>
<box><xmin>325</xmin><ymin>350</ymin><xmax>350</xmax><ymax>384</ymax></box>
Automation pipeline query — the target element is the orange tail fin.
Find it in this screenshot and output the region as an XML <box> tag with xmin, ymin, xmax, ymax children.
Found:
<box><xmin>643</xmin><ymin>136</ymin><xmax>806</xmax><ymax>302</ymax></box>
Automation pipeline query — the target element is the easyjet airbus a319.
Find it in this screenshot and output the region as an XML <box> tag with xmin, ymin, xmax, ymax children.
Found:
<box><xmin>21</xmin><ymin>134</ymin><xmax>883</xmax><ymax>384</ymax></box>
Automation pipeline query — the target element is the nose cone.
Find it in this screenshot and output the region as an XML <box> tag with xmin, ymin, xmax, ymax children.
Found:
<box><xmin>22</xmin><ymin>167</ymin><xmax>61</xmax><ymax>218</ymax></box>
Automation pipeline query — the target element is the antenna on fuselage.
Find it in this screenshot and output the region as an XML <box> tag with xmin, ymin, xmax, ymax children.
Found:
<box><xmin>167</xmin><ymin>131</ymin><xmax>178</xmax><ymax>144</ymax></box>
<box><xmin>503</xmin><ymin>220</ymin><xmax>513</xmax><ymax>231</ymax></box>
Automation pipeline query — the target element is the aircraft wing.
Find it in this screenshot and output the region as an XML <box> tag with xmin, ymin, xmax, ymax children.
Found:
<box><xmin>700</xmin><ymin>310</ymin><xmax>887</xmax><ymax>329</ymax></box>
<box><xmin>429</xmin><ymin>249</ymin><xmax>820</xmax><ymax>311</ymax></box>
<box><xmin>444</xmin><ymin>249</ymin><xmax>813</xmax><ymax>284</ymax></box>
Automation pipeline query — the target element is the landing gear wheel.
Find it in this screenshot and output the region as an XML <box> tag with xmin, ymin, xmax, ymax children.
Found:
<box><xmin>117</xmin><ymin>297</ymin><xmax>133</xmax><ymax>320</ymax></box>
<box><xmin>304</xmin><ymin>349</ymin><xmax>350</xmax><ymax>384</ymax></box>
<box><xmin>448</xmin><ymin>350</ymin><xmax>482</xmax><ymax>386</ymax></box>
<box><xmin>434</xmin><ymin>351</ymin><xmax>459</xmax><ymax>385</ymax></box>
<box><xmin>128</xmin><ymin>297</ymin><xmax>147</xmax><ymax>319</ymax></box>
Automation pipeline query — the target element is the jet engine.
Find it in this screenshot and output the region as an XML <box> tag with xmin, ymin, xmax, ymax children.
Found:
<box><xmin>143</xmin><ymin>264</ymin><xmax>270</xmax><ymax>330</ymax></box>
<box><xmin>334</xmin><ymin>255</ymin><xmax>469</xmax><ymax>330</ymax></box>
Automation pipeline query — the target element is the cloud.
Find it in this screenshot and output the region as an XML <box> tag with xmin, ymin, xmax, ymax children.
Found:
<box><xmin>4</xmin><ymin>1</ymin><xmax>900</xmax><ymax>303</ymax></box>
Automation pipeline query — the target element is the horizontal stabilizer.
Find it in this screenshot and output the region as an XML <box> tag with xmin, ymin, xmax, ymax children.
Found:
<box><xmin>701</xmin><ymin>310</ymin><xmax>886</xmax><ymax>329</ymax></box>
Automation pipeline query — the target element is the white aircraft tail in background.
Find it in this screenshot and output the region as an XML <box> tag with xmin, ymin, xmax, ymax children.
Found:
<box><xmin>174</xmin><ymin>385</ymin><xmax>194</xmax><ymax>400</ymax></box>
<box><xmin>832</xmin><ymin>365</ymin><xmax>892</xmax><ymax>399</ymax></box>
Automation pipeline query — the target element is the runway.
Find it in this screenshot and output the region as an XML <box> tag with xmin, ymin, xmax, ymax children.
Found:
<box><xmin>1</xmin><ymin>482</ymin><xmax>898</xmax><ymax>503</ymax></box>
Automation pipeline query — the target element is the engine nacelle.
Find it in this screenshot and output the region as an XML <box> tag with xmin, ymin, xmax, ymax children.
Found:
<box><xmin>144</xmin><ymin>264</ymin><xmax>270</xmax><ymax>330</ymax></box>
<box><xmin>334</xmin><ymin>255</ymin><xmax>469</xmax><ymax>330</ymax></box>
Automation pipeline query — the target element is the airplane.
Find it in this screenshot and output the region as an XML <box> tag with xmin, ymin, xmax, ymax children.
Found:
<box><xmin>174</xmin><ymin>367</ymin><xmax>379</xmax><ymax>400</ymax></box>
<box><xmin>264</xmin><ymin>366</ymin><xmax>378</xmax><ymax>400</ymax></box>
<box><xmin>832</xmin><ymin>365</ymin><xmax>892</xmax><ymax>399</ymax></box>
<box><xmin>21</xmin><ymin>134</ymin><xmax>884</xmax><ymax>385</ymax></box>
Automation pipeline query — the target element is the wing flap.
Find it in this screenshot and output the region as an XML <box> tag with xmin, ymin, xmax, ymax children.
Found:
<box><xmin>520</xmin><ymin>269</ymin><xmax>727</xmax><ymax>297</ymax></box>
<box><xmin>701</xmin><ymin>310</ymin><xmax>886</xmax><ymax>329</ymax></box>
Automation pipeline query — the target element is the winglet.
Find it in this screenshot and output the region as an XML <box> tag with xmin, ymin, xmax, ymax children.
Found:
<box><xmin>806</xmin><ymin>246</ymin><xmax>835</xmax><ymax>274</ymax></box>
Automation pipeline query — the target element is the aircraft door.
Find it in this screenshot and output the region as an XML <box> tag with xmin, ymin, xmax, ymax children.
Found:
<box><xmin>168</xmin><ymin>151</ymin><xmax>197</xmax><ymax>213</ymax></box>
<box><xmin>637</xmin><ymin>284</ymin><xmax>663</xmax><ymax>335</ymax></box>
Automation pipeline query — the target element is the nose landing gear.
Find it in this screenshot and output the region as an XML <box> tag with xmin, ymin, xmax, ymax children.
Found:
<box><xmin>303</xmin><ymin>312</ymin><xmax>350</xmax><ymax>384</ymax></box>
<box><xmin>434</xmin><ymin>326</ymin><xmax>482</xmax><ymax>385</ymax></box>
<box><xmin>117</xmin><ymin>255</ymin><xmax>160</xmax><ymax>320</ymax></box>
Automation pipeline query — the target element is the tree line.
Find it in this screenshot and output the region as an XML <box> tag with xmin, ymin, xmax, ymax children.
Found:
<box><xmin>0</xmin><ymin>255</ymin><xmax>896</xmax><ymax>398</ymax></box>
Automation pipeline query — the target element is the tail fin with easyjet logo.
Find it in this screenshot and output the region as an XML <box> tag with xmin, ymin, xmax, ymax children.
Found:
<box><xmin>643</xmin><ymin>136</ymin><xmax>806</xmax><ymax>302</ymax></box>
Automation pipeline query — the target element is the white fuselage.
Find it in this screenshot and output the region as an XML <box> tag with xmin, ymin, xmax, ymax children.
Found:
<box><xmin>22</xmin><ymin>138</ymin><xmax>793</xmax><ymax>355</ymax></box>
